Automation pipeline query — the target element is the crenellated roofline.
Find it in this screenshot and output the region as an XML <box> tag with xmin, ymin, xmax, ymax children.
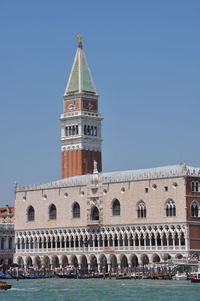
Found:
<box><xmin>14</xmin><ymin>163</ymin><xmax>200</xmax><ymax>192</ymax></box>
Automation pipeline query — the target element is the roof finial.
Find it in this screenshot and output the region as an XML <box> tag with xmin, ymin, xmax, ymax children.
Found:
<box><xmin>77</xmin><ymin>33</ymin><xmax>83</xmax><ymax>48</ymax></box>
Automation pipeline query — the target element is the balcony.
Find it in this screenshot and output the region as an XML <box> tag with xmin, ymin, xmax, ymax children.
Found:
<box><xmin>87</xmin><ymin>220</ymin><xmax>100</xmax><ymax>227</ymax></box>
<box><xmin>16</xmin><ymin>244</ymin><xmax>187</xmax><ymax>254</ymax></box>
<box><xmin>0</xmin><ymin>249</ymin><xmax>15</xmax><ymax>254</ymax></box>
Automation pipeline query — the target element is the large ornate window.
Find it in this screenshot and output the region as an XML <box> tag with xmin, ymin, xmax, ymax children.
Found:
<box><xmin>165</xmin><ymin>199</ymin><xmax>176</xmax><ymax>217</ymax></box>
<box><xmin>191</xmin><ymin>201</ymin><xmax>199</xmax><ymax>217</ymax></box>
<box><xmin>91</xmin><ymin>206</ymin><xmax>99</xmax><ymax>220</ymax></box>
<box><xmin>27</xmin><ymin>206</ymin><xmax>35</xmax><ymax>221</ymax></box>
<box><xmin>112</xmin><ymin>199</ymin><xmax>120</xmax><ymax>216</ymax></box>
<box><xmin>49</xmin><ymin>204</ymin><xmax>57</xmax><ymax>220</ymax></box>
<box><xmin>137</xmin><ymin>201</ymin><xmax>146</xmax><ymax>218</ymax></box>
<box><xmin>72</xmin><ymin>202</ymin><xmax>80</xmax><ymax>218</ymax></box>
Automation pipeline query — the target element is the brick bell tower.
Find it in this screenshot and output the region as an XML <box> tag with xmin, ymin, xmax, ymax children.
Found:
<box><xmin>60</xmin><ymin>35</ymin><xmax>102</xmax><ymax>178</ymax></box>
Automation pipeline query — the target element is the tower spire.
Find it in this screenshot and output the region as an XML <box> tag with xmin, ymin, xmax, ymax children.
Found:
<box><xmin>77</xmin><ymin>33</ymin><xmax>83</xmax><ymax>49</ymax></box>
<box><xmin>64</xmin><ymin>35</ymin><xmax>97</xmax><ymax>96</ymax></box>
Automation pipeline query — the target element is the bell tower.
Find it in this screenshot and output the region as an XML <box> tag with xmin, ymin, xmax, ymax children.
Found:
<box><xmin>60</xmin><ymin>35</ymin><xmax>102</xmax><ymax>178</ymax></box>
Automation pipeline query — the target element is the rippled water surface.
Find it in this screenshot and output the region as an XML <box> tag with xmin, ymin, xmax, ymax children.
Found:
<box><xmin>1</xmin><ymin>279</ymin><xmax>200</xmax><ymax>301</ymax></box>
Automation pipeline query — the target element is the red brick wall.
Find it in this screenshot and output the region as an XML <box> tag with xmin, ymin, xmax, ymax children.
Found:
<box><xmin>64</xmin><ymin>98</ymin><xmax>81</xmax><ymax>113</ymax></box>
<box><xmin>61</xmin><ymin>150</ymin><xmax>102</xmax><ymax>178</ymax></box>
<box><xmin>82</xmin><ymin>99</ymin><xmax>98</xmax><ymax>112</ymax></box>
<box><xmin>186</xmin><ymin>176</ymin><xmax>200</xmax><ymax>249</ymax></box>
<box><xmin>186</xmin><ymin>177</ymin><xmax>200</xmax><ymax>221</ymax></box>
<box><xmin>189</xmin><ymin>225</ymin><xmax>200</xmax><ymax>249</ymax></box>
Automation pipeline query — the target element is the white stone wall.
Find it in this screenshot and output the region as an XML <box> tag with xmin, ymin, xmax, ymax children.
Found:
<box><xmin>15</xmin><ymin>176</ymin><xmax>186</xmax><ymax>230</ymax></box>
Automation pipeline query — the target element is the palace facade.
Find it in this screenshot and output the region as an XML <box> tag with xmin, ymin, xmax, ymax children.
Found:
<box><xmin>14</xmin><ymin>36</ymin><xmax>200</xmax><ymax>272</ymax></box>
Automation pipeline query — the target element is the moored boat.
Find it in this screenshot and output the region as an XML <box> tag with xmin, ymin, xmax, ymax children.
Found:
<box><xmin>191</xmin><ymin>272</ymin><xmax>200</xmax><ymax>283</ymax></box>
<box><xmin>0</xmin><ymin>280</ymin><xmax>12</xmax><ymax>290</ymax></box>
<box><xmin>172</xmin><ymin>272</ymin><xmax>187</xmax><ymax>280</ymax></box>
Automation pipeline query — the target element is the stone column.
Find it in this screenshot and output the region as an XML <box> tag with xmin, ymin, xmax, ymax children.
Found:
<box><xmin>118</xmin><ymin>263</ymin><xmax>121</xmax><ymax>273</ymax></box>
<box><xmin>78</xmin><ymin>237</ymin><xmax>81</xmax><ymax>252</ymax></box>
<box><xmin>5</xmin><ymin>236</ymin><xmax>9</xmax><ymax>250</ymax></box>
<box><xmin>112</xmin><ymin>235</ymin><xmax>115</xmax><ymax>249</ymax></box>
<box><xmin>149</xmin><ymin>234</ymin><xmax>152</xmax><ymax>250</ymax></box>
<box><xmin>122</xmin><ymin>236</ymin><xmax>125</xmax><ymax>249</ymax></box>
<box><xmin>97</xmin><ymin>236</ymin><xmax>100</xmax><ymax>251</ymax></box>
<box><xmin>20</xmin><ymin>239</ymin><xmax>22</xmax><ymax>251</ymax></box>
<box><xmin>128</xmin><ymin>234</ymin><xmax>131</xmax><ymax>250</ymax></box>
<box><xmin>178</xmin><ymin>234</ymin><xmax>181</xmax><ymax>250</ymax></box>
<box><xmin>28</xmin><ymin>239</ymin><xmax>31</xmax><ymax>251</ymax></box>
<box><xmin>69</xmin><ymin>236</ymin><xmax>72</xmax><ymax>252</ymax></box>
<box><xmin>144</xmin><ymin>234</ymin><xmax>146</xmax><ymax>250</ymax></box>
<box><xmin>102</xmin><ymin>235</ymin><xmax>105</xmax><ymax>249</ymax></box>
<box><xmin>92</xmin><ymin>235</ymin><xmax>95</xmax><ymax>251</ymax></box>
<box><xmin>133</xmin><ymin>235</ymin><xmax>136</xmax><ymax>249</ymax></box>
<box><xmin>74</xmin><ymin>237</ymin><xmax>76</xmax><ymax>252</ymax></box>
<box><xmin>55</xmin><ymin>237</ymin><xmax>58</xmax><ymax>252</ymax></box>
<box><xmin>155</xmin><ymin>234</ymin><xmax>158</xmax><ymax>250</ymax></box>
<box><xmin>161</xmin><ymin>233</ymin><xmax>163</xmax><ymax>250</ymax></box>
<box><xmin>166</xmin><ymin>233</ymin><xmax>169</xmax><ymax>249</ymax></box>
<box><xmin>50</xmin><ymin>238</ymin><xmax>53</xmax><ymax>251</ymax></box>
<box><xmin>42</xmin><ymin>237</ymin><xmax>44</xmax><ymax>252</ymax></box>
<box><xmin>117</xmin><ymin>235</ymin><xmax>120</xmax><ymax>250</ymax></box>
<box><xmin>97</xmin><ymin>262</ymin><xmax>101</xmax><ymax>273</ymax></box>
<box><xmin>138</xmin><ymin>234</ymin><xmax>141</xmax><ymax>249</ymax></box>
<box><xmin>108</xmin><ymin>235</ymin><xmax>110</xmax><ymax>247</ymax></box>
<box><xmin>172</xmin><ymin>234</ymin><xmax>175</xmax><ymax>250</ymax></box>
<box><xmin>185</xmin><ymin>225</ymin><xmax>189</xmax><ymax>251</ymax></box>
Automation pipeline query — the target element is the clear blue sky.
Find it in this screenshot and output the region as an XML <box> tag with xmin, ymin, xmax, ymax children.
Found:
<box><xmin>0</xmin><ymin>0</ymin><xmax>200</xmax><ymax>206</ymax></box>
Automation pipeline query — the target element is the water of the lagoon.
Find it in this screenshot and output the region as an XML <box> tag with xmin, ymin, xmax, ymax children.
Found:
<box><xmin>0</xmin><ymin>278</ymin><xmax>200</xmax><ymax>301</ymax></box>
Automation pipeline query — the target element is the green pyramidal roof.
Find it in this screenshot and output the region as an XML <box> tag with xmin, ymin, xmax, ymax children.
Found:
<box><xmin>64</xmin><ymin>43</ymin><xmax>97</xmax><ymax>96</ymax></box>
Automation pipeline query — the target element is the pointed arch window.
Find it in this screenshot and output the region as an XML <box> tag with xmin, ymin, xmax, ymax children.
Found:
<box><xmin>191</xmin><ymin>201</ymin><xmax>199</xmax><ymax>217</ymax></box>
<box><xmin>49</xmin><ymin>204</ymin><xmax>57</xmax><ymax>220</ymax></box>
<box><xmin>94</xmin><ymin>127</ymin><xmax>97</xmax><ymax>136</ymax></box>
<box><xmin>137</xmin><ymin>201</ymin><xmax>146</xmax><ymax>218</ymax></box>
<box><xmin>192</xmin><ymin>181</ymin><xmax>195</xmax><ymax>192</ymax></box>
<box><xmin>27</xmin><ymin>206</ymin><xmax>35</xmax><ymax>221</ymax></box>
<box><xmin>72</xmin><ymin>202</ymin><xmax>80</xmax><ymax>218</ymax></box>
<box><xmin>112</xmin><ymin>199</ymin><xmax>120</xmax><ymax>216</ymax></box>
<box><xmin>91</xmin><ymin>206</ymin><xmax>99</xmax><ymax>220</ymax></box>
<box><xmin>165</xmin><ymin>199</ymin><xmax>176</xmax><ymax>217</ymax></box>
